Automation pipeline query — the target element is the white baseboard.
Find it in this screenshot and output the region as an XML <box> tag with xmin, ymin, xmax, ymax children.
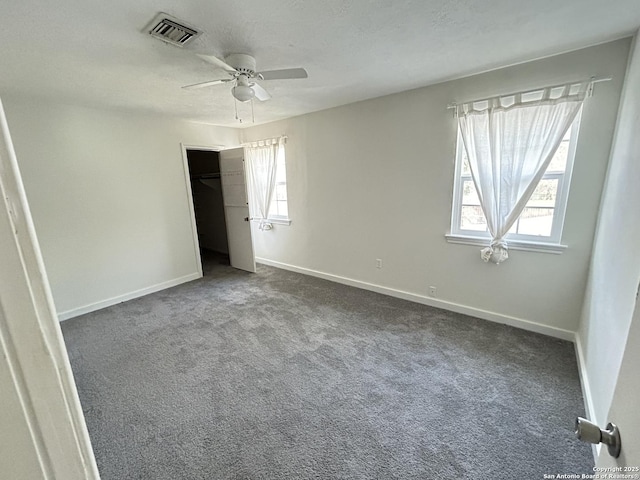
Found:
<box><xmin>57</xmin><ymin>272</ymin><xmax>202</xmax><ymax>321</ymax></box>
<box><xmin>256</xmin><ymin>257</ymin><xmax>575</xmax><ymax>341</ymax></box>
<box><xmin>574</xmin><ymin>333</ymin><xmax>596</xmax><ymax>421</ymax></box>
<box><xmin>574</xmin><ymin>333</ymin><xmax>599</xmax><ymax>459</ymax></box>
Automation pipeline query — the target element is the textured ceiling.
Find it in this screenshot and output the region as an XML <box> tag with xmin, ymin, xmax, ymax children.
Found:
<box><xmin>0</xmin><ymin>0</ymin><xmax>639</xmax><ymax>127</ymax></box>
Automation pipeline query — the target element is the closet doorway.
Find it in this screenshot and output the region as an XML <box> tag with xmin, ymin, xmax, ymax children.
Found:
<box><xmin>185</xmin><ymin>148</ymin><xmax>230</xmax><ymax>274</ymax></box>
<box><xmin>183</xmin><ymin>146</ymin><xmax>256</xmax><ymax>276</ymax></box>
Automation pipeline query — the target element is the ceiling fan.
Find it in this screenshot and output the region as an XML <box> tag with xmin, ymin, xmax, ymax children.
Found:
<box><xmin>182</xmin><ymin>53</ymin><xmax>308</xmax><ymax>103</ymax></box>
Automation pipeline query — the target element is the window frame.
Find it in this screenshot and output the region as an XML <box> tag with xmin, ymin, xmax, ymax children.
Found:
<box><xmin>447</xmin><ymin>110</ymin><xmax>582</xmax><ymax>251</ymax></box>
<box><xmin>266</xmin><ymin>143</ymin><xmax>291</xmax><ymax>225</ymax></box>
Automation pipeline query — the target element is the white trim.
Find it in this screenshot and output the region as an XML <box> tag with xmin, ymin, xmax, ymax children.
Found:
<box><xmin>0</xmin><ymin>98</ymin><xmax>100</xmax><ymax>478</ymax></box>
<box><xmin>181</xmin><ymin>143</ymin><xmax>225</xmax><ymax>152</ymax></box>
<box><xmin>58</xmin><ymin>272</ymin><xmax>201</xmax><ymax>321</ymax></box>
<box><xmin>445</xmin><ymin>234</ymin><xmax>567</xmax><ymax>254</ymax></box>
<box><xmin>549</xmin><ymin>113</ymin><xmax>582</xmax><ymax>241</ymax></box>
<box><xmin>574</xmin><ymin>334</ymin><xmax>597</xmax><ymax>420</ymax></box>
<box><xmin>266</xmin><ymin>217</ymin><xmax>291</xmax><ymax>226</ymax></box>
<box><xmin>574</xmin><ymin>333</ymin><xmax>599</xmax><ymax>460</ymax></box>
<box><xmin>180</xmin><ymin>143</ymin><xmax>225</xmax><ymax>278</ymax></box>
<box><xmin>255</xmin><ymin>257</ymin><xmax>574</xmax><ymax>341</ymax></box>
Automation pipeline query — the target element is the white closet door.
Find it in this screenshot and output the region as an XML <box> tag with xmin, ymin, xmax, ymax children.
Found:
<box><xmin>219</xmin><ymin>148</ymin><xmax>256</xmax><ymax>273</ymax></box>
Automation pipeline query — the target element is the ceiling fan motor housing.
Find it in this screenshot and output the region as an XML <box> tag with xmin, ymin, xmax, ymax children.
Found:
<box><xmin>225</xmin><ymin>54</ymin><xmax>257</xmax><ymax>77</ymax></box>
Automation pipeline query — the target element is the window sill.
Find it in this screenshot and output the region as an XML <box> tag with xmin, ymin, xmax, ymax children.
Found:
<box><xmin>266</xmin><ymin>217</ymin><xmax>291</xmax><ymax>226</ymax></box>
<box><xmin>445</xmin><ymin>234</ymin><xmax>567</xmax><ymax>254</ymax></box>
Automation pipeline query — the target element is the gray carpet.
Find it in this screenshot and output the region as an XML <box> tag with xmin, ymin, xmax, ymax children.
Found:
<box><xmin>62</xmin><ymin>251</ymin><xmax>594</xmax><ymax>479</ymax></box>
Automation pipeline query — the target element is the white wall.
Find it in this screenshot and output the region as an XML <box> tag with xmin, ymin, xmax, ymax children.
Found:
<box><xmin>2</xmin><ymin>96</ymin><xmax>239</xmax><ymax>318</ymax></box>
<box><xmin>578</xmin><ymin>34</ymin><xmax>640</xmax><ymax>426</ymax></box>
<box><xmin>242</xmin><ymin>39</ymin><xmax>631</xmax><ymax>339</ymax></box>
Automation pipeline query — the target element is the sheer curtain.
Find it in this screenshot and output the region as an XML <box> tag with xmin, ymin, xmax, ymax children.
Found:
<box><xmin>244</xmin><ymin>136</ymin><xmax>284</xmax><ymax>230</ymax></box>
<box><xmin>456</xmin><ymin>83</ymin><xmax>588</xmax><ymax>263</ymax></box>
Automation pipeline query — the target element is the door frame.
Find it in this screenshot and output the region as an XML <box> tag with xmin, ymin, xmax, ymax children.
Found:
<box><xmin>180</xmin><ymin>143</ymin><xmax>227</xmax><ymax>278</ymax></box>
<box><xmin>0</xmin><ymin>98</ymin><xmax>100</xmax><ymax>478</ymax></box>
<box><xmin>595</xmin><ymin>289</ymin><xmax>640</xmax><ymax>465</ymax></box>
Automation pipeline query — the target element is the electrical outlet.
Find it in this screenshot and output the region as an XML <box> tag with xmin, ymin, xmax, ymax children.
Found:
<box><xmin>428</xmin><ymin>286</ymin><xmax>437</xmax><ymax>297</ymax></box>
<box><xmin>376</xmin><ymin>258</ymin><xmax>383</xmax><ymax>269</ymax></box>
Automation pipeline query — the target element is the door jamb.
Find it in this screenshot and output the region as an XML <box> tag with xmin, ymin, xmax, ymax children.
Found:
<box><xmin>180</xmin><ymin>143</ymin><xmax>226</xmax><ymax>278</ymax></box>
<box><xmin>0</xmin><ymin>98</ymin><xmax>100</xmax><ymax>478</ymax></box>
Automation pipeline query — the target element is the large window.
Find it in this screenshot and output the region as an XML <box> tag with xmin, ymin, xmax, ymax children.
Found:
<box><xmin>267</xmin><ymin>143</ymin><xmax>289</xmax><ymax>221</ymax></box>
<box><xmin>449</xmin><ymin>114</ymin><xmax>581</xmax><ymax>246</ymax></box>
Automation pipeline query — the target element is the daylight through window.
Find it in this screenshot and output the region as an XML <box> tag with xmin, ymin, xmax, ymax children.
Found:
<box><xmin>450</xmin><ymin>113</ymin><xmax>581</xmax><ymax>245</ymax></box>
<box><xmin>268</xmin><ymin>143</ymin><xmax>289</xmax><ymax>220</ymax></box>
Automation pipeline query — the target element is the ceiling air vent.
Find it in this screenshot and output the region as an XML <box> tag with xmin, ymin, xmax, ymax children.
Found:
<box><xmin>145</xmin><ymin>13</ymin><xmax>201</xmax><ymax>47</ymax></box>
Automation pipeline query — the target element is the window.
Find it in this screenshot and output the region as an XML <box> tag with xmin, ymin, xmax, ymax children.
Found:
<box><xmin>267</xmin><ymin>143</ymin><xmax>289</xmax><ymax>222</ymax></box>
<box><xmin>449</xmin><ymin>113</ymin><xmax>581</xmax><ymax>249</ymax></box>
<box><xmin>245</xmin><ymin>137</ymin><xmax>290</xmax><ymax>227</ymax></box>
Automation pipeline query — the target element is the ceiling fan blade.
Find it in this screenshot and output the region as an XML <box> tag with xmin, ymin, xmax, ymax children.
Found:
<box><xmin>182</xmin><ymin>79</ymin><xmax>231</xmax><ymax>90</ymax></box>
<box><xmin>196</xmin><ymin>54</ymin><xmax>237</xmax><ymax>74</ymax></box>
<box><xmin>257</xmin><ymin>68</ymin><xmax>308</xmax><ymax>81</ymax></box>
<box><xmin>251</xmin><ymin>83</ymin><xmax>272</xmax><ymax>101</ymax></box>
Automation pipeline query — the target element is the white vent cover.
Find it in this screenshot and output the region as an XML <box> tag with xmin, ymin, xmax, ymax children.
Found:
<box><xmin>145</xmin><ymin>13</ymin><xmax>201</xmax><ymax>47</ymax></box>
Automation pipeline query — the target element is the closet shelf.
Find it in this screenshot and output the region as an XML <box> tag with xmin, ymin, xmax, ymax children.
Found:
<box><xmin>191</xmin><ymin>173</ymin><xmax>221</xmax><ymax>179</ymax></box>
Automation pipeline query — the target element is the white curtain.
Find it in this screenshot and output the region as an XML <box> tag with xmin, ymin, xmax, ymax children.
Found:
<box><xmin>244</xmin><ymin>136</ymin><xmax>283</xmax><ymax>230</ymax></box>
<box><xmin>456</xmin><ymin>83</ymin><xmax>587</xmax><ymax>263</ymax></box>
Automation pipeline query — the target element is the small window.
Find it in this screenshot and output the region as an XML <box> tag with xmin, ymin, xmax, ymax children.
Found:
<box><xmin>450</xmin><ymin>114</ymin><xmax>581</xmax><ymax>245</ymax></box>
<box><xmin>268</xmin><ymin>143</ymin><xmax>289</xmax><ymax>220</ymax></box>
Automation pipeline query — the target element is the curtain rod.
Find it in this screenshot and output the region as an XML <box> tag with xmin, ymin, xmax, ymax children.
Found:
<box><xmin>446</xmin><ymin>76</ymin><xmax>612</xmax><ymax>110</ymax></box>
<box><xmin>241</xmin><ymin>135</ymin><xmax>287</xmax><ymax>147</ymax></box>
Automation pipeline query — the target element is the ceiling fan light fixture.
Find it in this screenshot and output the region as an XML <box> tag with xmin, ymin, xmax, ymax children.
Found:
<box><xmin>232</xmin><ymin>85</ymin><xmax>255</xmax><ymax>102</ymax></box>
